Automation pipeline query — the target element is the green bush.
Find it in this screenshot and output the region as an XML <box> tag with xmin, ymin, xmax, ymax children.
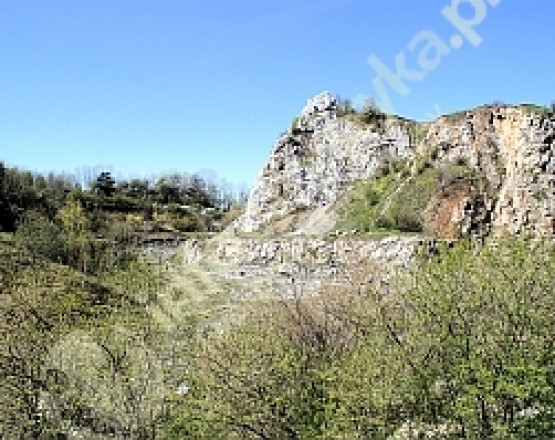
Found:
<box><xmin>394</xmin><ymin>211</ymin><xmax>423</xmax><ymax>232</ymax></box>
<box><xmin>390</xmin><ymin>238</ymin><xmax>555</xmax><ymax>438</ymax></box>
<box><xmin>14</xmin><ymin>211</ymin><xmax>66</xmax><ymax>262</ymax></box>
<box><xmin>165</xmin><ymin>238</ymin><xmax>555</xmax><ymax>440</ymax></box>
<box><xmin>170</xmin><ymin>212</ymin><xmax>206</xmax><ymax>232</ymax></box>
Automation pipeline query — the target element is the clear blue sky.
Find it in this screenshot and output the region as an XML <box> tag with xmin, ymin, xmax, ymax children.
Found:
<box><xmin>1</xmin><ymin>0</ymin><xmax>553</xmax><ymax>187</ymax></box>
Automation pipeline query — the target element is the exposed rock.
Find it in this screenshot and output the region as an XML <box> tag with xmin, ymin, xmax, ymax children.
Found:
<box><xmin>180</xmin><ymin>235</ymin><xmax>440</xmax><ymax>299</ymax></box>
<box><xmin>231</xmin><ymin>91</ymin><xmax>412</xmax><ymax>234</ymax></box>
<box><xmin>231</xmin><ymin>93</ymin><xmax>554</xmax><ymax>239</ymax></box>
<box><xmin>203</xmin><ymin>95</ymin><xmax>555</xmax><ymax>299</ymax></box>
<box><xmin>422</xmin><ymin>106</ymin><xmax>555</xmax><ymax>238</ymax></box>
<box><xmin>183</xmin><ymin>235</ymin><xmax>427</xmax><ymax>267</ymax></box>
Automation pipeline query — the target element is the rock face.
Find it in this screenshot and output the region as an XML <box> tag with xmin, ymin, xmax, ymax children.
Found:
<box><xmin>181</xmin><ymin>235</ymin><xmax>440</xmax><ymax>299</ymax></box>
<box><xmin>232</xmin><ymin>92</ymin><xmax>555</xmax><ymax>239</ymax></box>
<box><xmin>183</xmin><ymin>235</ymin><xmax>426</xmax><ymax>267</ymax></box>
<box><xmin>422</xmin><ymin>107</ymin><xmax>555</xmax><ymax>237</ymax></box>
<box><xmin>232</xmin><ymin>92</ymin><xmax>412</xmax><ymax>233</ymax></box>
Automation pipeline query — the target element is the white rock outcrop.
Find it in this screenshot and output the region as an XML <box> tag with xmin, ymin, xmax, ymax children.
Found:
<box><xmin>232</xmin><ymin>92</ymin><xmax>412</xmax><ymax>233</ymax></box>
<box><xmin>231</xmin><ymin>92</ymin><xmax>554</xmax><ymax>239</ymax></box>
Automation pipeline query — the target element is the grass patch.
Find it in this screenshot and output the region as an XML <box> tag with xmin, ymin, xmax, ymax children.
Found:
<box><xmin>442</xmin><ymin>109</ymin><xmax>467</xmax><ymax>123</ymax></box>
<box><xmin>335</xmin><ymin>171</ymin><xmax>402</xmax><ymax>234</ymax></box>
<box><xmin>520</xmin><ymin>103</ymin><xmax>554</xmax><ymax>117</ymax></box>
<box><xmin>336</xmin><ymin>160</ymin><xmax>486</xmax><ymax>236</ymax></box>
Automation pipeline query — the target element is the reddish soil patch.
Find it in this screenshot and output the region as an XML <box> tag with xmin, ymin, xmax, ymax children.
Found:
<box><xmin>431</xmin><ymin>189</ymin><xmax>470</xmax><ymax>239</ymax></box>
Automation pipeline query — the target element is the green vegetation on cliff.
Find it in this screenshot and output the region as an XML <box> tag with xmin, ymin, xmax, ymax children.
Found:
<box><xmin>336</xmin><ymin>158</ymin><xmax>489</xmax><ymax>237</ymax></box>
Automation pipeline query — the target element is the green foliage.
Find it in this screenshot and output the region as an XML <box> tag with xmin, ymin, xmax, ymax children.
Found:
<box><xmin>166</xmin><ymin>295</ymin><xmax>370</xmax><ymax>439</ymax></box>
<box><xmin>391</xmin><ymin>238</ymin><xmax>555</xmax><ymax>438</ymax></box>
<box><xmin>0</xmin><ymin>242</ymin><xmax>121</xmax><ymax>437</ymax></box>
<box><xmin>0</xmin><ymin>233</ymin><xmax>186</xmax><ymax>439</ymax></box>
<box><xmin>385</xmin><ymin>166</ymin><xmax>438</xmax><ymax>232</ymax></box>
<box><xmin>533</xmin><ymin>189</ymin><xmax>548</xmax><ymax>201</ymax></box>
<box><xmin>336</xmin><ymin>171</ymin><xmax>399</xmax><ymax>233</ymax></box>
<box><xmin>520</xmin><ymin>103</ymin><xmax>554</xmax><ymax>117</ymax></box>
<box><xmin>14</xmin><ymin>211</ymin><xmax>65</xmax><ymax>262</ymax></box>
<box><xmin>349</xmin><ymin>109</ymin><xmax>388</xmax><ymax>134</ymax></box>
<box><xmin>166</xmin><ymin>238</ymin><xmax>555</xmax><ymax>440</ymax></box>
<box><xmin>93</xmin><ymin>171</ymin><xmax>117</xmax><ymax>197</ymax></box>
<box><xmin>339</xmin><ymin>98</ymin><xmax>390</xmax><ymax>134</ymax></box>
<box><xmin>337</xmin><ymin>165</ymin><xmax>435</xmax><ymax>234</ymax></box>
<box><xmin>337</xmin><ymin>159</ymin><xmax>487</xmax><ymax>236</ymax></box>
<box><xmin>1</xmin><ymin>160</ymin><xmax>243</xmax><ymax>238</ymax></box>
<box><xmin>0</xmin><ymin>162</ymin><xmax>40</xmax><ymax>231</ymax></box>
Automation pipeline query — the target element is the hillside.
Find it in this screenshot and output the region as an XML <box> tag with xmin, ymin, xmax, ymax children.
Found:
<box><xmin>1</xmin><ymin>94</ymin><xmax>554</xmax><ymax>439</ymax></box>
<box><xmin>163</xmin><ymin>95</ymin><xmax>555</xmax><ymax>439</ymax></box>
<box><xmin>230</xmin><ymin>92</ymin><xmax>554</xmax><ymax>240</ymax></box>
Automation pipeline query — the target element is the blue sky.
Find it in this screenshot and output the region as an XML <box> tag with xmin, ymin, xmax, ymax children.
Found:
<box><xmin>0</xmin><ymin>0</ymin><xmax>553</xmax><ymax>187</ymax></box>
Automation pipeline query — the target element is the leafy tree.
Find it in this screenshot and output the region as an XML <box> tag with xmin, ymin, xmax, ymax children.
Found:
<box><xmin>58</xmin><ymin>198</ymin><xmax>92</xmax><ymax>272</ymax></box>
<box><xmin>379</xmin><ymin>238</ymin><xmax>555</xmax><ymax>438</ymax></box>
<box><xmin>156</xmin><ymin>176</ymin><xmax>181</xmax><ymax>205</ymax></box>
<box><xmin>0</xmin><ymin>162</ymin><xmax>39</xmax><ymax>231</ymax></box>
<box><xmin>126</xmin><ymin>179</ymin><xmax>150</xmax><ymax>200</ymax></box>
<box><xmin>185</xmin><ymin>174</ymin><xmax>214</xmax><ymax>208</ymax></box>
<box><xmin>40</xmin><ymin>172</ymin><xmax>77</xmax><ymax>218</ymax></box>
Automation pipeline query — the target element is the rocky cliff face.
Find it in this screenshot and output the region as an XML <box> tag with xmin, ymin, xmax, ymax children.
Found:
<box><xmin>232</xmin><ymin>92</ymin><xmax>554</xmax><ymax>239</ymax></box>
<box><xmin>421</xmin><ymin>107</ymin><xmax>554</xmax><ymax>237</ymax></box>
<box><xmin>232</xmin><ymin>92</ymin><xmax>413</xmax><ymax>234</ymax></box>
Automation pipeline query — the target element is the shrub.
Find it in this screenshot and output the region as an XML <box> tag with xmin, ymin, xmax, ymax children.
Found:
<box><xmin>387</xmin><ymin>238</ymin><xmax>555</xmax><ymax>438</ymax></box>
<box><xmin>15</xmin><ymin>211</ymin><xmax>65</xmax><ymax>262</ymax></box>
<box><xmin>163</xmin><ymin>238</ymin><xmax>555</xmax><ymax>439</ymax></box>
<box><xmin>165</xmin><ymin>290</ymin><xmax>382</xmax><ymax>439</ymax></box>
<box><xmin>394</xmin><ymin>211</ymin><xmax>423</xmax><ymax>232</ymax></box>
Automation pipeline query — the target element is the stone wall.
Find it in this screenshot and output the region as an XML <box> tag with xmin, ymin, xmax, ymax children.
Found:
<box><xmin>183</xmin><ymin>235</ymin><xmax>430</xmax><ymax>267</ymax></box>
<box><xmin>180</xmin><ymin>235</ymin><xmax>442</xmax><ymax>298</ymax></box>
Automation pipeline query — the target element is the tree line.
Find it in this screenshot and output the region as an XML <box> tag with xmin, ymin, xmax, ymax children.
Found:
<box><xmin>0</xmin><ymin>161</ymin><xmax>247</xmax><ymax>233</ymax></box>
<box><xmin>1</xmin><ymin>161</ymin><xmax>247</xmax><ymax>277</ymax></box>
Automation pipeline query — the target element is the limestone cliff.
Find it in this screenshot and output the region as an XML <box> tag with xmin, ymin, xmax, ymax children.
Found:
<box><xmin>231</xmin><ymin>92</ymin><xmax>554</xmax><ymax>239</ymax></box>
<box><xmin>421</xmin><ymin>106</ymin><xmax>554</xmax><ymax>238</ymax></box>
<box><xmin>231</xmin><ymin>92</ymin><xmax>413</xmax><ymax>234</ymax></box>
